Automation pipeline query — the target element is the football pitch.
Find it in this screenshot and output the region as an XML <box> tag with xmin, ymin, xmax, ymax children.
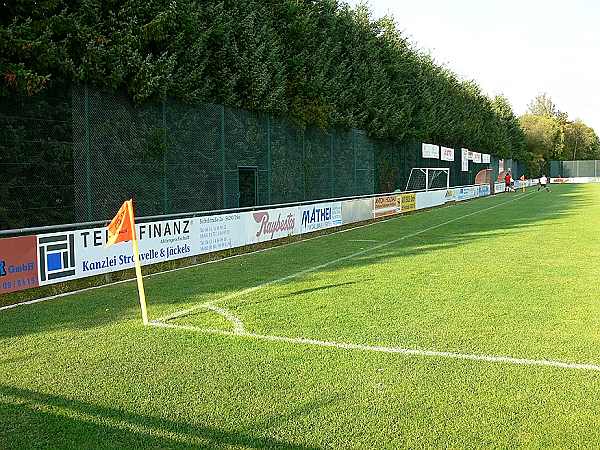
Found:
<box><xmin>2</xmin><ymin>183</ymin><xmax>600</xmax><ymax>448</ymax></box>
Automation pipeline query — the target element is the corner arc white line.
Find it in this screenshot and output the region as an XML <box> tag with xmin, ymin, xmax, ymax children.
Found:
<box><xmin>149</xmin><ymin>321</ymin><xmax>600</xmax><ymax>372</ymax></box>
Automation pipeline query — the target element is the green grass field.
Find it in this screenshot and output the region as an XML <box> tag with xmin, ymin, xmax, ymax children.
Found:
<box><xmin>2</xmin><ymin>184</ymin><xmax>600</xmax><ymax>448</ymax></box>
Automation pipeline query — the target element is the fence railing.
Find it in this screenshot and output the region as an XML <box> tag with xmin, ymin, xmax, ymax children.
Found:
<box><xmin>550</xmin><ymin>160</ymin><xmax>600</xmax><ymax>178</ymax></box>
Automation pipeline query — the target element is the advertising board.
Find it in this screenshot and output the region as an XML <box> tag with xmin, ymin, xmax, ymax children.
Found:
<box><xmin>422</xmin><ymin>143</ymin><xmax>440</xmax><ymax>159</ymax></box>
<box><xmin>440</xmin><ymin>147</ymin><xmax>454</xmax><ymax>161</ymax></box>
<box><xmin>398</xmin><ymin>193</ymin><xmax>416</xmax><ymax>212</ymax></box>
<box><xmin>373</xmin><ymin>196</ymin><xmax>399</xmax><ymax>218</ymax></box>
<box><xmin>550</xmin><ymin>177</ymin><xmax>600</xmax><ymax>184</ymax></box>
<box><xmin>341</xmin><ymin>198</ymin><xmax>373</xmax><ymax>224</ymax></box>
<box><xmin>416</xmin><ymin>190</ymin><xmax>446</xmax><ymax>210</ymax></box>
<box><xmin>37</xmin><ymin>214</ymin><xmax>246</xmax><ymax>286</ymax></box>
<box><xmin>298</xmin><ymin>202</ymin><xmax>342</xmax><ymax>233</ymax></box>
<box><xmin>0</xmin><ymin>236</ymin><xmax>39</xmax><ymax>294</ymax></box>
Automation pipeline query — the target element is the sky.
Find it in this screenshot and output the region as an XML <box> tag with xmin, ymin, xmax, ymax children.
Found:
<box><xmin>345</xmin><ymin>0</ymin><xmax>600</xmax><ymax>132</ymax></box>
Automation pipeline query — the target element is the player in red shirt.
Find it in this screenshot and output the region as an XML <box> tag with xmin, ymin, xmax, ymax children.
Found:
<box><xmin>504</xmin><ymin>172</ymin><xmax>511</xmax><ymax>192</ymax></box>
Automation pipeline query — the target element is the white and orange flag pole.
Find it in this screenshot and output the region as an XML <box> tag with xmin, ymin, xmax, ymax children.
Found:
<box><xmin>106</xmin><ymin>199</ymin><xmax>148</xmax><ymax>325</ymax></box>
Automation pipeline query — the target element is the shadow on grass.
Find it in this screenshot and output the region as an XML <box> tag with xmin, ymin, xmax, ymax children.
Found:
<box><xmin>0</xmin><ymin>185</ymin><xmax>594</xmax><ymax>339</ymax></box>
<box><xmin>0</xmin><ymin>384</ymin><xmax>321</xmax><ymax>449</ymax></box>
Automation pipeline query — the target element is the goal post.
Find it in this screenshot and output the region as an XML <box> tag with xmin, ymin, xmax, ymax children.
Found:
<box><xmin>405</xmin><ymin>168</ymin><xmax>450</xmax><ymax>192</ymax></box>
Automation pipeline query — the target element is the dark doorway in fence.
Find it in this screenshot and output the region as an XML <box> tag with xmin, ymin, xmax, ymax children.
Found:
<box><xmin>239</xmin><ymin>167</ymin><xmax>258</xmax><ymax>208</ymax></box>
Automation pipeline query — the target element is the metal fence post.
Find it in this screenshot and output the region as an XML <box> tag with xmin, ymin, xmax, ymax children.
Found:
<box><xmin>302</xmin><ymin>130</ymin><xmax>306</xmax><ymax>201</ymax></box>
<box><xmin>330</xmin><ymin>132</ymin><xmax>334</xmax><ymax>198</ymax></box>
<box><xmin>162</xmin><ymin>99</ymin><xmax>168</xmax><ymax>214</ymax></box>
<box><xmin>267</xmin><ymin>115</ymin><xmax>272</xmax><ymax>204</ymax></box>
<box><xmin>221</xmin><ymin>105</ymin><xmax>226</xmax><ymax>208</ymax></box>
<box><xmin>352</xmin><ymin>129</ymin><xmax>357</xmax><ymax>195</ymax></box>
<box><xmin>84</xmin><ymin>84</ymin><xmax>92</xmax><ymax>221</ymax></box>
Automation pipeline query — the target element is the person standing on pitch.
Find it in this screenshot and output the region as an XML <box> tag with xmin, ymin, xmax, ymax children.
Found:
<box><xmin>538</xmin><ymin>174</ymin><xmax>550</xmax><ymax>192</ymax></box>
<box><xmin>504</xmin><ymin>171</ymin><xmax>512</xmax><ymax>192</ymax></box>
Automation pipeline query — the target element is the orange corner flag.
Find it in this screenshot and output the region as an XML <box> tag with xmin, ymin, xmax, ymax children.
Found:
<box><xmin>106</xmin><ymin>199</ymin><xmax>148</xmax><ymax>325</ymax></box>
<box><xmin>106</xmin><ymin>200</ymin><xmax>134</xmax><ymax>247</ymax></box>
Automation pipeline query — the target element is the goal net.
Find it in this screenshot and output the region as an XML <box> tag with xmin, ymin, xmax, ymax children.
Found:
<box><xmin>405</xmin><ymin>168</ymin><xmax>450</xmax><ymax>192</ymax></box>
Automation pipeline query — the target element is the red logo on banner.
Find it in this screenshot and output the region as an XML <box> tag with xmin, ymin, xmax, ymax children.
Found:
<box><xmin>0</xmin><ymin>235</ymin><xmax>39</xmax><ymax>294</ymax></box>
<box><xmin>253</xmin><ymin>211</ymin><xmax>295</xmax><ymax>239</ymax></box>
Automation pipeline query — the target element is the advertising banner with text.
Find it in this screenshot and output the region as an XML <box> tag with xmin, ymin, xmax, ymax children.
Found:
<box><xmin>550</xmin><ymin>177</ymin><xmax>600</xmax><ymax>184</ymax></box>
<box><xmin>0</xmin><ymin>236</ymin><xmax>39</xmax><ymax>294</ymax></box>
<box><xmin>461</xmin><ymin>149</ymin><xmax>469</xmax><ymax>172</ymax></box>
<box><xmin>37</xmin><ymin>214</ymin><xmax>247</xmax><ymax>286</ymax></box>
<box><xmin>373</xmin><ymin>196</ymin><xmax>399</xmax><ymax>218</ymax></box>
<box><xmin>398</xmin><ymin>193</ymin><xmax>416</xmax><ymax>212</ymax></box>
<box><xmin>245</xmin><ymin>207</ymin><xmax>299</xmax><ymax>244</ymax></box>
<box><xmin>440</xmin><ymin>147</ymin><xmax>454</xmax><ymax>162</ymax></box>
<box><xmin>422</xmin><ymin>143</ymin><xmax>440</xmax><ymax>159</ymax></box>
<box><xmin>297</xmin><ymin>202</ymin><xmax>343</xmax><ymax>233</ymax></box>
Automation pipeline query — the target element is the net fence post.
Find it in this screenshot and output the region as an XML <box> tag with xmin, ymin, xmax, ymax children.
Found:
<box><xmin>302</xmin><ymin>129</ymin><xmax>306</xmax><ymax>200</ymax></box>
<box><xmin>267</xmin><ymin>115</ymin><xmax>272</xmax><ymax>204</ymax></box>
<box><xmin>84</xmin><ymin>83</ymin><xmax>92</xmax><ymax>221</ymax></box>
<box><xmin>352</xmin><ymin>129</ymin><xmax>357</xmax><ymax>195</ymax></box>
<box><xmin>162</xmin><ymin>99</ymin><xmax>168</xmax><ymax>214</ymax></box>
<box><xmin>330</xmin><ymin>132</ymin><xmax>334</xmax><ymax>198</ymax></box>
<box><xmin>220</xmin><ymin>105</ymin><xmax>226</xmax><ymax>208</ymax></box>
<box><xmin>425</xmin><ymin>169</ymin><xmax>429</xmax><ymax>192</ymax></box>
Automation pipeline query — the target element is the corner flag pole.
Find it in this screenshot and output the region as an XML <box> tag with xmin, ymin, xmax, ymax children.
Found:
<box><xmin>127</xmin><ymin>200</ymin><xmax>149</xmax><ymax>325</ymax></box>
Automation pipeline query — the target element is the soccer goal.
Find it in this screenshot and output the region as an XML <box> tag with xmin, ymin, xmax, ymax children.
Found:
<box><xmin>405</xmin><ymin>168</ymin><xmax>450</xmax><ymax>192</ymax></box>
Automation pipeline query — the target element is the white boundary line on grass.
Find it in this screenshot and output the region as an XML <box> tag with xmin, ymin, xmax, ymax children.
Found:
<box><xmin>150</xmin><ymin>321</ymin><xmax>600</xmax><ymax>372</ymax></box>
<box><xmin>156</xmin><ymin>191</ymin><xmax>535</xmax><ymax>323</ymax></box>
<box><xmin>0</xmin><ymin>191</ymin><xmax>530</xmax><ymax>313</ymax></box>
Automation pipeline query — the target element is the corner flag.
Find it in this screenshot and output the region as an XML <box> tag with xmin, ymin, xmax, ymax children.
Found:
<box><xmin>107</xmin><ymin>200</ymin><xmax>149</xmax><ymax>325</ymax></box>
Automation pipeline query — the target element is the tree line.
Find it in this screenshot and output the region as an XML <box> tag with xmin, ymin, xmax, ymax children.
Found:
<box><xmin>1</xmin><ymin>0</ymin><xmax>597</xmax><ymax>171</ymax></box>
<box><xmin>520</xmin><ymin>93</ymin><xmax>600</xmax><ymax>173</ymax></box>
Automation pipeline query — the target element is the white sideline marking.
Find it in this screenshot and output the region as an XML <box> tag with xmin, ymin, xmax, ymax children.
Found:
<box><xmin>348</xmin><ymin>239</ymin><xmax>379</xmax><ymax>243</ymax></box>
<box><xmin>0</xmin><ymin>191</ymin><xmax>530</xmax><ymax>313</ymax></box>
<box><xmin>157</xmin><ymin>191</ymin><xmax>536</xmax><ymax>323</ymax></box>
<box><xmin>150</xmin><ymin>321</ymin><xmax>600</xmax><ymax>372</ymax></box>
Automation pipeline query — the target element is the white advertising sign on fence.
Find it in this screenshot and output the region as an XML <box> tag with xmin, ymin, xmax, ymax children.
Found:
<box><xmin>298</xmin><ymin>202</ymin><xmax>342</xmax><ymax>233</ymax></box>
<box><xmin>37</xmin><ymin>214</ymin><xmax>246</xmax><ymax>286</ymax></box>
<box><xmin>550</xmin><ymin>177</ymin><xmax>600</xmax><ymax>184</ymax></box>
<box><xmin>494</xmin><ymin>182</ymin><xmax>506</xmax><ymax>194</ymax></box>
<box><xmin>478</xmin><ymin>185</ymin><xmax>491</xmax><ymax>197</ymax></box>
<box><xmin>461</xmin><ymin>149</ymin><xmax>469</xmax><ymax>172</ymax></box>
<box><xmin>482</xmin><ymin>153</ymin><xmax>491</xmax><ymax>164</ymax></box>
<box><xmin>416</xmin><ymin>190</ymin><xmax>447</xmax><ymax>210</ymax></box>
<box><xmin>341</xmin><ymin>198</ymin><xmax>373</xmax><ymax>224</ymax></box>
<box><xmin>245</xmin><ymin>207</ymin><xmax>298</xmax><ymax>244</ymax></box>
<box><xmin>422</xmin><ymin>143</ymin><xmax>440</xmax><ymax>159</ymax></box>
<box><xmin>472</xmin><ymin>152</ymin><xmax>482</xmax><ymax>163</ymax></box>
<box><xmin>440</xmin><ymin>147</ymin><xmax>454</xmax><ymax>161</ymax></box>
<box><xmin>456</xmin><ymin>186</ymin><xmax>478</xmax><ymax>201</ymax></box>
